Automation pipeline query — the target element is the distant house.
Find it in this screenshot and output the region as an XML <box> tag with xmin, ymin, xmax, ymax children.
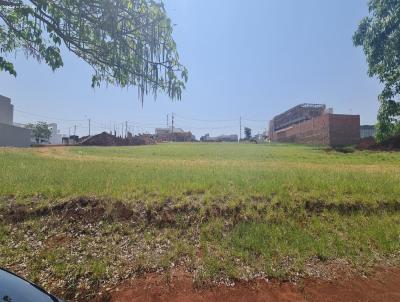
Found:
<box><xmin>25</xmin><ymin>122</ymin><xmax>65</xmax><ymax>145</ymax></box>
<box><xmin>155</xmin><ymin>127</ymin><xmax>185</xmax><ymax>135</ymax></box>
<box><xmin>62</xmin><ymin>135</ymin><xmax>79</xmax><ymax>145</ymax></box>
<box><xmin>253</xmin><ymin>133</ymin><xmax>266</xmax><ymax>143</ymax></box>
<box><xmin>0</xmin><ymin>95</ymin><xmax>31</xmax><ymax>147</ymax></box>
<box><xmin>360</xmin><ymin>125</ymin><xmax>376</xmax><ymax>139</ymax></box>
<box><xmin>155</xmin><ymin>127</ymin><xmax>194</xmax><ymax>142</ymax></box>
<box><xmin>200</xmin><ymin>133</ymin><xmax>238</xmax><ymax>142</ymax></box>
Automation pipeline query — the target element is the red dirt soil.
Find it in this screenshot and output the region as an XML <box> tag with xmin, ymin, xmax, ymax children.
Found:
<box><xmin>92</xmin><ymin>267</ymin><xmax>400</xmax><ymax>302</ymax></box>
<box><xmin>357</xmin><ymin>135</ymin><xmax>400</xmax><ymax>151</ymax></box>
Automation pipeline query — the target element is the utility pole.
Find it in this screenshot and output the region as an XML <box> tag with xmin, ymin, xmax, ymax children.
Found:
<box><xmin>167</xmin><ymin>114</ymin><xmax>169</xmax><ymax>127</ymax></box>
<box><xmin>74</xmin><ymin>125</ymin><xmax>76</xmax><ymax>136</ymax></box>
<box><xmin>171</xmin><ymin>113</ymin><xmax>175</xmax><ymax>134</ymax></box>
<box><xmin>239</xmin><ymin>116</ymin><xmax>242</xmax><ymax>142</ymax></box>
<box><xmin>88</xmin><ymin>118</ymin><xmax>91</xmax><ymax>136</ymax></box>
<box><xmin>121</xmin><ymin>122</ymin><xmax>124</xmax><ymax>137</ymax></box>
<box><xmin>125</xmin><ymin>121</ymin><xmax>128</xmax><ymax>137</ymax></box>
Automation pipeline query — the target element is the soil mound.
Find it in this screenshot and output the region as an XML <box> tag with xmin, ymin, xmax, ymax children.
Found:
<box><xmin>375</xmin><ymin>134</ymin><xmax>400</xmax><ymax>150</ymax></box>
<box><xmin>357</xmin><ymin>136</ymin><xmax>376</xmax><ymax>150</ymax></box>
<box><xmin>1</xmin><ymin>197</ymin><xmax>135</xmax><ymax>224</ymax></box>
<box><xmin>80</xmin><ymin>132</ymin><xmax>155</xmax><ymax>146</ymax></box>
<box><xmin>357</xmin><ymin>135</ymin><xmax>400</xmax><ymax>151</ymax></box>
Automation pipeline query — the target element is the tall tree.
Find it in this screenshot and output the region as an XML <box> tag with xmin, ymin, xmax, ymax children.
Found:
<box><xmin>244</xmin><ymin>127</ymin><xmax>251</xmax><ymax>140</ymax></box>
<box><xmin>0</xmin><ymin>0</ymin><xmax>187</xmax><ymax>102</ymax></box>
<box><xmin>26</xmin><ymin>121</ymin><xmax>52</xmax><ymax>143</ymax></box>
<box><xmin>354</xmin><ymin>0</ymin><xmax>400</xmax><ymax>141</ymax></box>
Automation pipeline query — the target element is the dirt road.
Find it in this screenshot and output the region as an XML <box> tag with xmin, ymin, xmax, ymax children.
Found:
<box><xmin>93</xmin><ymin>267</ymin><xmax>400</xmax><ymax>302</ymax></box>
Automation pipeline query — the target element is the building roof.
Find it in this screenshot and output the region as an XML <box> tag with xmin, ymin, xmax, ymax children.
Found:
<box><xmin>360</xmin><ymin>125</ymin><xmax>375</xmax><ymax>129</ymax></box>
<box><xmin>272</xmin><ymin>103</ymin><xmax>326</xmax><ymax>131</ymax></box>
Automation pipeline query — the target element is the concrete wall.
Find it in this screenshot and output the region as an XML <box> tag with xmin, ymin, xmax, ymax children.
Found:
<box><xmin>0</xmin><ymin>95</ymin><xmax>13</xmax><ymax>125</ymax></box>
<box><xmin>0</xmin><ymin>123</ymin><xmax>32</xmax><ymax>147</ymax></box>
<box><xmin>270</xmin><ymin>114</ymin><xmax>360</xmax><ymax>146</ymax></box>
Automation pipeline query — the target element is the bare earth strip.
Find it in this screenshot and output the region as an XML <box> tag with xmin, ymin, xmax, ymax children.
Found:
<box><xmin>93</xmin><ymin>267</ymin><xmax>400</xmax><ymax>302</ymax></box>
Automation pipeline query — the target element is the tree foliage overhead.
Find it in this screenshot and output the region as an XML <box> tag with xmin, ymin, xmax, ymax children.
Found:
<box><xmin>0</xmin><ymin>0</ymin><xmax>187</xmax><ymax>102</ymax></box>
<box><xmin>354</xmin><ymin>0</ymin><xmax>400</xmax><ymax>141</ymax></box>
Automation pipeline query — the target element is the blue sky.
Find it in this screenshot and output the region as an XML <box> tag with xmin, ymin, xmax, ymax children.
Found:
<box><xmin>0</xmin><ymin>0</ymin><xmax>380</xmax><ymax>138</ymax></box>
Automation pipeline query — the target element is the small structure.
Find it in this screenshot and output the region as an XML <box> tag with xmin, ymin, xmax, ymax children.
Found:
<box><xmin>200</xmin><ymin>134</ymin><xmax>238</xmax><ymax>142</ymax></box>
<box><xmin>269</xmin><ymin>103</ymin><xmax>360</xmax><ymax>146</ymax></box>
<box><xmin>0</xmin><ymin>95</ymin><xmax>31</xmax><ymax>147</ymax></box>
<box><xmin>360</xmin><ymin>125</ymin><xmax>376</xmax><ymax>139</ymax></box>
<box><xmin>62</xmin><ymin>135</ymin><xmax>80</xmax><ymax>145</ymax></box>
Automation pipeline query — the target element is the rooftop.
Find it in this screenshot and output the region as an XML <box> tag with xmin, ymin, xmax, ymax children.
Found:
<box><xmin>272</xmin><ymin>103</ymin><xmax>326</xmax><ymax>131</ymax></box>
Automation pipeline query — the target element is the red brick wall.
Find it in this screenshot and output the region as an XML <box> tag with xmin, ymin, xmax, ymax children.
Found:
<box><xmin>328</xmin><ymin>114</ymin><xmax>360</xmax><ymax>146</ymax></box>
<box><xmin>270</xmin><ymin>114</ymin><xmax>360</xmax><ymax>146</ymax></box>
<box><xmin>271</xmin><ymin>114</ymin><xmax>329</xmax><ymax>144</ymax></box>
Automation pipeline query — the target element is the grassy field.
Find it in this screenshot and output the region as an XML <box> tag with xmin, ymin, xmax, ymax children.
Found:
<box><xmin>1</xmin><ymin>143</ymin><xmax>400</xmax><ymax>300</ymax></box>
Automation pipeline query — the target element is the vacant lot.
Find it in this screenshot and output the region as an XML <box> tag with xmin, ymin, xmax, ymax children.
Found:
<box><xmin>1</xmin><ymin>143</ymin><xmax>400</xmax><ymax>301</ymax></box>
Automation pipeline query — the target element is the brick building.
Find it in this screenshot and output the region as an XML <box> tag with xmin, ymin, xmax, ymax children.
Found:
<box><xmin>269</xmin><ymin>104</ymin><xmax>360</xmax><ymax>146</ymax></box>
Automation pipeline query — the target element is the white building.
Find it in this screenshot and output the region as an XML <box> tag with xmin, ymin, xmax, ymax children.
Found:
<box><xmin>48</xmin><ymin>123</ymin><xmax>63</xmax><ymax>145</ymax></box>
<box><xmin>0</xmin><ymin>95</ymin><xmax>31</xmax><ymax>147</ymax></box>
<box><xmin>26</xmin><ymin>122</ymin><xmax>65</xmax><ymax>145</ymax></box>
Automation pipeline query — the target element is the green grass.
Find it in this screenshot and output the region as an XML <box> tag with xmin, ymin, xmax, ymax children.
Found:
<box><xmin>1</xmin><ymin>143</ymin><xmax>400</xmax><ymax>300</ymax></box>
<box><xmin>1</xmin><ymin>143</ymin><xmax>400</xmax><ymax>203</ymax></box>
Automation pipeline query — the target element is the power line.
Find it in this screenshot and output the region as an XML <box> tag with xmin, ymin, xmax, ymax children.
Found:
<box><xmin>241</xmin><ymin>118</ymin><xmax>268</xmax><ymax>122</ymax></box>
<box><xmin>14</xmin><ymin>109</ymin><xmax>85</xmax><ymax>123</ymax></box>
<box><xmin>174</xmin><ymin>124</ymin><xmax>238</xmax><ymax>130</ymax></box>
<box><xmin>174</xmin><ymin>114</ymin><xmax>238</xmax><ymax>123</ymax></box>
<box><xmin>171</xmin><ymin>113</ymin><xmax>175</xmax><ymax>134</ymax></box>
<box><xmin>240</xmin><ymin>116</ymin><xmax>242</xmax><ymax>141</ymax></box>
<box><xmin>13</xmin><ymin>108</ymin><xmax>267</xmax><ymax>137</ymax></box>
